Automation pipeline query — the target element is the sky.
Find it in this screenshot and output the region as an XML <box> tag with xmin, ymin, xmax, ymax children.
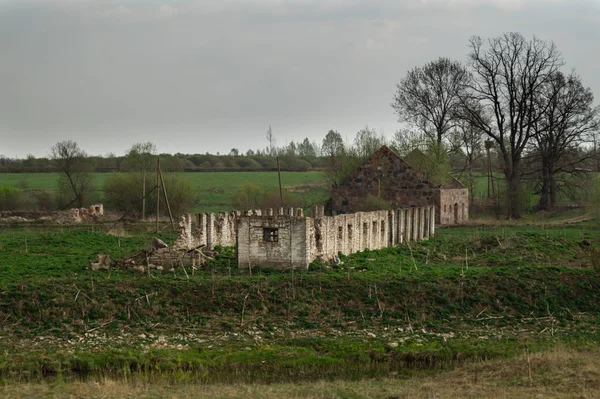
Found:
<box><xmin>1</xmin><ymin>0</ymin><xmax>599</xmax><ymax>158</ymax></box>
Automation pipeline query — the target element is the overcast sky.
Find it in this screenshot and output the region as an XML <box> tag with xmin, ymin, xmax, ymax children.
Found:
<box><xmin>1</xmin><ymin>0</ymin><xmax>599</xmax><ymax>158</ymax></box>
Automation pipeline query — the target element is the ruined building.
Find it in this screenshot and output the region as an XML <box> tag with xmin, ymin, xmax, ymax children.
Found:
<box><xmin>183</xmin><ymin>205</ymin><xmax>435</xmax><ymax>270</ymax></box>
<box><xmin>331</xmin><ymin>146</ymin><xmax>468</xmax><ymax>225</ymax></box>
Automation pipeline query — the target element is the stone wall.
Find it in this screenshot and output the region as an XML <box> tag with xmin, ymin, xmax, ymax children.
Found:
<box><xmin>332</xmin><ymin>146</ymin><xmax>438</xmax><ymax>214</ymax></box>
<box><xmin>237</xmin><ymin>208</ymin><xmax>312</xmax><ymax>270</ymax></box>
<box><xmin>331</xmin><ymin>146</ymin><xmax>469</xmax><ymax>225</ymax></box>
<box><xmin>439</xmin><ymin>188</ymin><xmax>469</xmax><ymax>225</ymax></box>
<box><xmin>235</xmin><ymin>206</ymin><xmax>435</xmax><ymax>270</ymax></box>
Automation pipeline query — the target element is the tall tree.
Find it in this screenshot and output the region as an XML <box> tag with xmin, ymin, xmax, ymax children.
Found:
<box><xmin>51</xmin><ymin>140</ymin><xmax>92</xmax><ymax>208</ymax></box>
<box><xmin>322</xmin><ymin>130</ymin><xmax>345</xmax><ymax>158</ymax></box>
<box><xmin>122</xmin><ymin>142</ymin><xmax>157</xmax><ymax>173</ymax></box>
<box><xmin>448</xmin><ymin>121</ymin><xmax>484</xmax><ymax>206</ymax></box>
<box><xmin>122</xmin><ymin>142</ymin><xmax>157</xmax><ymax>219</ymax></box>
<box><xmin>353</xmin><ymin>126</ymin><xmax>386</xmax><ymax>161</ymax></box>
<box><xmin>297</xmin><ymin>138</ymin><xmax>318</xmax><ymax>157</ymax></box>
<box><xmin>266</xmin><ymin>125</ymin><xmax>275</xmax><ymax>156</ymax></box>
<box><xmin>462</xmin><ymin>33</ymin><xmax>563</xmax><ymax>218</ymax></box>
<box><xmin>531</xmin><ymin>71</ymin><xmax>600</xmax><ymax>210</ymax></box>
<box><xmin>390</xmin><ymin>129</ymin><xmax>430</xmax><ymax>157</ymax></box>
<box><xmin>392</xmin><ymin>57</ymin><xmax>470</xmax><ymax>144</ymax></box>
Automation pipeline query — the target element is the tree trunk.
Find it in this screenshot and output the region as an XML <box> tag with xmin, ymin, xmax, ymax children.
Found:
<box><xmin>537</xmin><ymin>162</ymin><xmax>551</xmax><ymax>211</ymax></box>
<box><xmin>467</xmin><ymin>154</ymin><xmax>474</xmax><ymax>207</ymax></box>
<box><xmin>549</xmin><ymin>171</ymin><xmax>557</xmax><ymax>208</ymax></box>
<box><xmin>505</xmin><ymin>159</ymin><xmax>522</xmax><ymax>219</ymax></box>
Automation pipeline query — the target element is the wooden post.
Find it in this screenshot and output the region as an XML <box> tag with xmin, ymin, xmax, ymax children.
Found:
<box><xmin>156</xmin><ymin>157</ymin><xmax>160</xmax><ymax>234</ymax></box>
<box><xmin>142</xmin><ymin>170</ymin><xmax>146</xmax><ymax>220</ymax></box>
<box><xmin>159</xmin><ymin>169</ymin><xmax>175</xmax><ymax>230</ymax></box>
<box><xmin>277</xmin><ymin>156</ymin><xmax>283</xmax><ymax>208</ymax></box>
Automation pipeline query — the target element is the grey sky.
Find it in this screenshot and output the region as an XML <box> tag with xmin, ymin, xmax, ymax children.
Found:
<box><xmin>1</xmin><ymin>0</ymin><xmax>599</xmax><ymax>158</ymax></box>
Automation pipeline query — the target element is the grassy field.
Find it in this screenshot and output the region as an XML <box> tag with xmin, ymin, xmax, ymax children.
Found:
<box><xmin>0</xmin><ymin>219</ymin><xmax>598</xmax><ymax>394</ymax></box>
<box><xmin>3</xmin><ymin>345</ymin><xmax>599</xmax><ymax>398</ymax></box>
<box><xmin>0</xmin><ymin>171</ymin><xmax>329</xmax><ymax>213</ymax></box>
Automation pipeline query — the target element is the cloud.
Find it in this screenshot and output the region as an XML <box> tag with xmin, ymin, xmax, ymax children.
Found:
<box><xmin>155</xmin><ymin>4</ymin><xmax>178</xmax><ymax>19</ymax></box>
<box><xmin>100</xmin><ymin>3</ymin><xmax>179</xmax><ymax>21</ymax></box>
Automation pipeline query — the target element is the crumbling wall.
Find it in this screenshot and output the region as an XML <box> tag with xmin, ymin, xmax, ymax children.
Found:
<box><xmin>237</xmin><ymin>208</ymin><xmax>312</xmax><ymax>270</ymax></box>
<box><xmin>235</xmin><ymin>206</ymin><xmax>435</xmax><ymax>270</ymax></box>
<box><xmin>195</xmin><ymin>211</ymin><xmax>239</xmax><ymax>248</ymax></box>
<box><xmin>331</xmin><ymin>146</ymin><xmax>438</xmax><ymax>214</ymax></box>
<box><xmin>0</xmin><ymin>203</ymin><xmax>105</xmax><ymax>224</ymax></box>
<box><xmin>439</xmin><ymin>188</ymin><xmax>469</xmax><ymax>225</ymax></box>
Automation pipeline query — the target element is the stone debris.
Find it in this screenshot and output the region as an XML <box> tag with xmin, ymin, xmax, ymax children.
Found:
<box><xmin>91</xmin><ymin>254</ymin><xmax>112</xmax><ymax>271</ymax></box>
<box><xmin>0</xmin><ymin>204</ymin><xmax>104</xmax><ymax>224</ymax></box>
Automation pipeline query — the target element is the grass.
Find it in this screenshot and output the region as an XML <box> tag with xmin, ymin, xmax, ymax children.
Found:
<box><xmin>0</xmin><ymin>221</ymin><xmax>598</xmax><ymax>387</ymax></box>
<box><xmin>1</xmin><ymin>345</ymin><xmax>599</xmax><ymax>398</ymax></box>
<box><xmin>0</xmin><ymin>171</ymin><xmax>328</xmax><ymax>213</ymax></box>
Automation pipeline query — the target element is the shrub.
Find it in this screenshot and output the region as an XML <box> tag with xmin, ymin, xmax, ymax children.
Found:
<box><xmin>104</xmin><ymin>173</ymin><xmax>197</xmax><ymax>217</ymax></box>
<box><xmin>0</xmin><ymin>185</ymin><xmax>21</xmax><ymax>211</ymax></box>
<box><xmin>231</xmin><ymin>183</ymin><xmax>303</xmax><ymax>210</ymax></box>
<box><xmin>357</xmin><ymin>194</ymin><xmax>391</xmax><ymax>212</ymax></box>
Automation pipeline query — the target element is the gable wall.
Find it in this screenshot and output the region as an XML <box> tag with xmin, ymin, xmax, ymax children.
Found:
<box><xmin>332</xmin><ymin>147</ymin><xmax>438</xmax><ymax>214</ymax></box>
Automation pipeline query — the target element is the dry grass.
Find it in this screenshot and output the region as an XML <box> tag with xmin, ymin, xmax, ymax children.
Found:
<box><xmin>2</xmin><ymin>345</ymin><xmax>599</xmax><ymax>399</ymax></box>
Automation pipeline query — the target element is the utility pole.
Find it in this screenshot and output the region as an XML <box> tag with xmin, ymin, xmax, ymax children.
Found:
<box><xmin>156</xmin><ymin>157</ymin><xmax>160</xmax><ymax>234</ymax></box>
<box><xmin>277</xmin><ymin>156</ymin><xmax>283</xmax><ymax>208</ymax></box>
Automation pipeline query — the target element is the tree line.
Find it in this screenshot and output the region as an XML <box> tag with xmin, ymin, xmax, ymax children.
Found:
<box><xmin>391</xmin><ymin>32</ymin><xmax>600</xmax><ymax>217</ymax></box>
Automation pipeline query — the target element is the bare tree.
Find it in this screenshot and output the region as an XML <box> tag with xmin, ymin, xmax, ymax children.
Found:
<box><xmin>449</xmin><ymin>121</ymin><xmax>484</xmax><ymax>206</ymax></box>
<box><xmin>266</xmin><ymin>125</ymin><xmax>275</xmax><ymax>156</ymax></box>
<box><xmin>353</xmin><ymin>126</ymin><xmax>386</xmax><ymax>161</ymax></box>
<box><xmin>51</xmin><ymin>140</ymin><xmax>92</xmax><ymax>208</ymax></box>
<box><xmin>462</xmin><ymin>33</ymin><xmax>563</xmax><ymax>218</ymax></box>
<box><xmin>392</xmin><ymin>57</ymin><xmax>470</xmax><ymax>144</ymax></box>
<box><xmin>531</xmin><ymin>71</ymin><xmax>600</xmax><ymax>210</ymax></box>
<box><xmin>390</xmin><ymin>129</ymin><xmax>430</xmax><ymax>157</ymax></box>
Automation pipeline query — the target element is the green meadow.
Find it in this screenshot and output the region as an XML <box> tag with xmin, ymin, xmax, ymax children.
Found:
<box><xmin>0</xmin><ymin>171</ymin><xmax>329</xmax><ymax>213</ymax></box>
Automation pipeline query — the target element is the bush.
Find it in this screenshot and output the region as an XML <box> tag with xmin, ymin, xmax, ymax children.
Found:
<box><xmin>0</xmin><ymin>186</ymin><xmax>21</xmax><ymax>211</ymax></box>
<box><xmin>231</xmin><ymin>183</ymin><xmax>303</xmax><ymax>210</ymax></box>
<box><xmin>104</xmin><ymin>173</ymin><xmax>197</xmax><ymax>217</ymax></box>
<box><xmin>357</xmin><ymin>194</ymin><xmax>391</xmax><ymax>212</ymax></box>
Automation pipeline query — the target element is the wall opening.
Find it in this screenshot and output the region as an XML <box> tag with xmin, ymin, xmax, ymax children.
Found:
<box><xmin>263</xmin><ymin>228</ymin><xmax>279</xmax><ymax>242</ymax></box>
<box><xmin>348</xmin><ymin>224</ymin><xmax>353</xmax><ymax>240</ymax></box>
<box><xmin>454</xmin><ymin>203</ymin><xmax>459</xmax><ymax>223</ymax></box>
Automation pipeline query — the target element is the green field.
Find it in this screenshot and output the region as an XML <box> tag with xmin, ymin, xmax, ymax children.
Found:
<box><xmin>0</xmin><ymin>171</ymin><xmax>329</xmax><ymax>213</ymax></box>
<box><xmin>0</xmin><ymin>220</ymin><xmax>598</xmax><ymax>396</ymax></box>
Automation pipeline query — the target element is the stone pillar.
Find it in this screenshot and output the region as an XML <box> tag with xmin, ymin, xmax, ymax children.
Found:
<box><xmin>412</xmin><ymin>207</ymin><xmax>418</xmax><ymax>242</ymax></box>
<box><xmin>267</xmin><ymin>208</ymin><xmax>274</xmax><ymax>216</ymax></box>
<box><xmin>296</xmin><ymin>208</ymin><xmax>304</xmax><ymax>217</ymax></box>
<box><xmin>419</xmin><ymin>207</ymin><xmax>425</xmax><ymax>241</ymax></box>
<box><xmin>430</xmin><ymin>206</ymin><xmax>436</xmax><ymax>236</ymax></box>
<box><xmin>398</xmin><ymin>209</ymin><xmax>405</xmax><ymax>244</ymax></box>
<box><xmin>289</xmin><ymin>207</ymin><xmax>294</xmax><ymax>217</ymax></box>
<box><xmin>254</xmin><ymin>209</ymin><xmax>262</xmax><ymax>216</ymax></box>
<box><xmin>278</xmin><ymin>207</ymin><xmax>285</xmax><ymax>216</ymax></box>
<box><xmin>405</xmin><ymin>208</ymin><xmax>412</xmax><ymax>242</ymax></box>
<box><xmin>388</xmin><ymin>210</ymin><xmax>396</xmax><ymax>246</ymax></box>
<box><xmin>197</xmin><ymin>213</ymin><xmax>207</xmax><ymax>247</ymax></box>
<box><xmin>206</xmin><ymin>213</ymin><xmax>215</xmax><ymax>249</ymax></box>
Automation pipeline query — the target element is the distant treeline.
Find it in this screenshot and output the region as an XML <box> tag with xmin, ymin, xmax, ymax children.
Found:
<box><xmin>0</xmin><ymin>153</ymin><xmax>328</xmax><ymax>173</ymax></box>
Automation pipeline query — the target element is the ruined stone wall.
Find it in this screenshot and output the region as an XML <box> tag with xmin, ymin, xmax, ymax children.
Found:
<box><xmin>237</xmin><ymin>208</ymin><xmax>312</xmax><ymax>270</ymax></box>
<box><xmin>196</xmin><ymin>211</ymin><xmax>239</xmax><ymax>249</ymax></box>
<box><xmin>313</xmin><ymin>210</ymin><xmax>389</xmax><ymax>261</ymax></box>
<box><xmin>331</xmin><ymin>146</ymin><xmax>438</xmax><ymax>214</ymax></box>
<box><xmin>439</xmin><ymin>188</ymin><xmax>469</xmax><ymax>225</ymax></box>
<box><xmin>235</xmin><ymin>206</ymin><xmax>435</xmax><ymax>269</ymax></box>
